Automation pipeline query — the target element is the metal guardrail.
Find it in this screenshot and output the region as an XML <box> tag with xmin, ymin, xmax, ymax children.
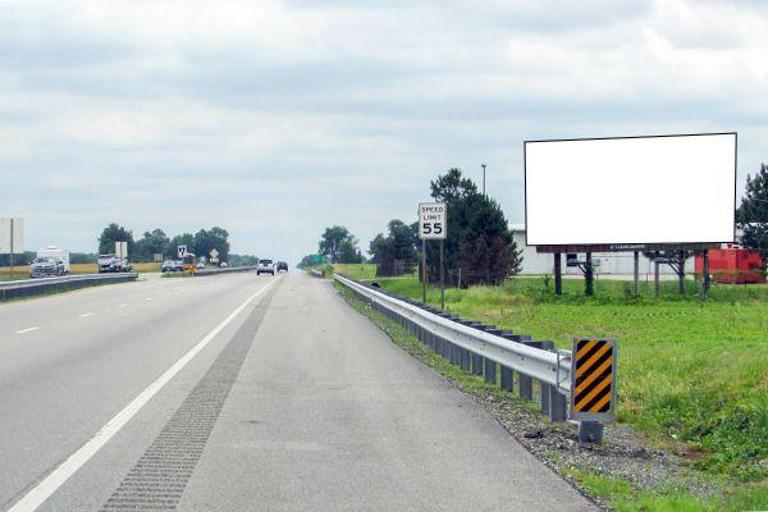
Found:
<box><xmin>0</xmin><ymin>273</ymin><xmax>139</xmax><ymax>300</ymax></box>
<box><xmin>334</xmin><ymin>273</ymin><xmax>615</xmax><ymax>441</ymax></box>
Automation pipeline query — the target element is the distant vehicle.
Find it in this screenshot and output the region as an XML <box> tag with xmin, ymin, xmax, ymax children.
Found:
<box><xmin>29</xmin><ymin>256</ymin><xmax>66</xmax><ymax>278</ymax></box>
<box><xmin>220</xmin><ymin>261</ymin><xmax>229</xmax><ymax>268</ymax></box>
<box><xmin>181</xmin><ymin>253</ymin><xmax>197</xmax><ymax>272</ymax></box>
<box><xmin>36</xmin><ymin>246</ymin><xmax>70</xmax><ymax>274</ymax></box>
<box><xmin>161</xmin><ymin>260</ymin><xmax>181</xmax><ymax>272</ymax></box>
<box><xmin>98</xmin><ymin>253</ymin><xmax>132</xmax><ymax>273</ymax></box>
<box><xmin>196</xmin><ymin>262</ymin><xmax>206</xmax><ymax>270</ymax></box>
<box><xmin>257</xmin><ymin>259</ymin><xmax>275</xmax><ymax>276</ymax></box>
<box><xmin>276</xmin><ymin>261</ymin><xmax>288</xmax><ymax>273</ymax></box>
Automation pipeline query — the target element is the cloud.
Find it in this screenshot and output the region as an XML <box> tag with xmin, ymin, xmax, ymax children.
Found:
<box><xmin>0</xmin><ymin>0</ymin><xmax>765</xmax><ymax>263</ymax></box>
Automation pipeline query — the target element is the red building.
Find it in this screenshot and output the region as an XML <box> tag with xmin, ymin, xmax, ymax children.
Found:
<box><xmin>695</xmin><ymin>247</ymin><xmax>765</xmax><ymax>284</ymax></box>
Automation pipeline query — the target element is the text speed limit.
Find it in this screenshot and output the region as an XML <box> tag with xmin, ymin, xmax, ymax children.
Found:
<box><xmin>419</xmin><ymin>202</ymin><xmax>447</xmax><ymax>240</ymax></box>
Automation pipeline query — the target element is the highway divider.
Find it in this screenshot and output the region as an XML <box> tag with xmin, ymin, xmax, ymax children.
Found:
<box><xmin>0</xmin><ymin>273</ymin><xmax>138</xmax><ymax>301</ymax></box>
<box><xmin>334</xmin><ymin>272</ymin><xmax>618</xmax><ymax>443</ymax></box>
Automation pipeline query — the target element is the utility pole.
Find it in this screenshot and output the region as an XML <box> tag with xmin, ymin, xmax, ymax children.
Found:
<box><xmin>422</xmin><ymin>239</ymin><xmax>427</xmax><ymax>304</ymax></box>
<box><xmin>481</xmin><ymin>163</ymin><xmax>487</xmax><ymax>196</ymax></box>
<box><xmin>9</xmin><ymin>218</ymin><xmax>14</xmax><ymax>279</ymax></box>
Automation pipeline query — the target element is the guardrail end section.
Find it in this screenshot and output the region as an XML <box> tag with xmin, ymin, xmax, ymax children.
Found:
<box><xmin>570</xmin><ymin>337</ymin><xmax>618</xmax><ymax>442</ymax></box>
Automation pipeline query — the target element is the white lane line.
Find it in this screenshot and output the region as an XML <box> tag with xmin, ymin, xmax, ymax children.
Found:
<box><xmin>118</xmin><ymin>303</ymin><xmax>128</xmax><ymax>309</ymax></box>
<box><xmin>79</xmin><ymin>312</ymin><xmax>95</xmax><ymax>318</ymax></box>
<box><xmin>145</xmin><ymin>297</ymin><xmax>153</xmax><ymax>302</ymax></box>
<box><xmin>15</xmin><ymin>327</ymin><xmax>39</xmax><ymax>335</ymax></box>
<box><xmin>7</xmin><ymin>277</ymin><xmax>280</xmax><ymax>512</ymax></box>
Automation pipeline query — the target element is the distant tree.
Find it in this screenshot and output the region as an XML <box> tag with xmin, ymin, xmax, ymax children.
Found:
<box><xmin>319</xmin><ymin>225</ymin><xmax>362</xmax><ymax>263</ymax></box>
<box><xmin>70</xmin><ymin>252</ymin><xmax>97</xmax><ymax>264</ymax></box>
<box><xmin>98</xmin><ymin>223</ymin><xmax>134</xmax><ymax>255</ymax></box>
<box><xmin>297</xmin><ymin>254</ymin><xmax>317</xmax><ymax>268</ymax></box>
<box><xmin>369</xmin><ymin>219</ymin><xmax>418</xmax><ymax>275</ymax></box>
<box><xmin>134</xmin><ymin>229</ymin><xmax>170</xmax><ymax>262</ymax></box>
<box><xmin>228</xmin><ymin>254</ymin><xmax>259</xmax><ymax>267</ymax></box>
<box><xmin>460</xmin><ymin>194</ymin><xmax>522</xmax><ymax>285</ymax></box>
<box><xmin>167</xmin><ymin>233</ymin><xmax>195</xmax><ymax>259</ymax></box>
<box><xmin>339</xmin><ymin>238</ymin><xmax>364</xmax><ymax>264</ymax></box>
<box><xmin>425</xmin><ymin>168</ymin><xmax>521</xmax><ymax>286</ymax></box>
<box><xmin>193</xmin><ymin>226</ymin><xmax>230</xmax><ymax>262</ymax></box>
<box><xmin>737</xmin><ymin>163</ymin><xmax>768</xmax><ymax>267</ymax></box>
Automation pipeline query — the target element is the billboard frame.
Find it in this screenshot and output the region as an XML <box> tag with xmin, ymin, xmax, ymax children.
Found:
<box><xmin>523</xmin><ymin>132</ymin><xmax>738</xmax><ymax>248</ymax></box>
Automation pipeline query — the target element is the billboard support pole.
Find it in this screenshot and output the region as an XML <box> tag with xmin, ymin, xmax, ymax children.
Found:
<box><xmin>584</xmin><ymin>252</ymin><xmax>593</xmax><ymax>296</ymax></box>
<box><xmin>678</xmin><ymin>250</ymin><xmax>686</xmax><ymax>296</ymax></box>
<box><xmin>702</xmin><ymin>250</ymin><xmax>710</xmax><ymax>300</ymax></box>
<box><xmin>422</xmin><ymin>239</ymin><xmax>427</xmax><ymax>304</ymax></box>
<box><xmin>440</xmin><ymin>240</ymin><xmax>445</xmax><ymax>309</ymax></box>
<box><xmin>654</xmin><ymin>260</ymin><xmax>660</xmax><ymax>297</ymax></box>
<box><xmin>633</xmin><ymin>251</ymin><xmax>639</xmax><ymax>296</ymax></box>
<box><xmin>9</xmin><ymin>218</ymin><xmax>13</xmax><ymax>279</ymax></box>
<box><xmin>554</xmin><ymin>253</ymin><xmax>562</xmax><ymax>295</ymax></box>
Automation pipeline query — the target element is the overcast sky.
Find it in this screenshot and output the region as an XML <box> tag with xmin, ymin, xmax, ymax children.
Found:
<box><xmin>2</xmin><ymin>0</ymin><xmax>767</xmax><ymax>263</ymax></box>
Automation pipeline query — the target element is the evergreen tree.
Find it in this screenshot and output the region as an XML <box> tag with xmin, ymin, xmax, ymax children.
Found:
<box><xmin>98</xmin><ymin>223</ymin><xmax>134</xmax><ymax>255</ymax></box>
<box><xmin>425</xmin><ymin>168</ymin><xmax>522</xmax><ymax>286</ymax></box>
<box><xmin>737</xmin><ymin>163</ymin><xmax>768</xmax><ymax>266</ymax></box>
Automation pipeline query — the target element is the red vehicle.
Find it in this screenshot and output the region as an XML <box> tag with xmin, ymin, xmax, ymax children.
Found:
<box><xmin>696</xmin><ymin>247</ymin><xmax>765</xmax><ymax>284</ymax></box>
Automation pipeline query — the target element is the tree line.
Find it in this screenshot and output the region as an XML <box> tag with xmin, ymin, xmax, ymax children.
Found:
<box><xmin>301</xmin><ymin>168</ymin><xmax>523</xmax><ymax>287</ymax></box>
<box><xmin>297</xmin><ymin>226</ymin><xmax>365</xmax><ymax>267</ymax></box>
<box><xmin>98</xmin><ymin>223</ymin><xmax>234</xmax><ymax>262</ymax></box>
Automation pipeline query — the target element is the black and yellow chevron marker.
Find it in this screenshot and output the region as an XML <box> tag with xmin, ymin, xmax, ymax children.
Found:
<box><xmin>571</xmin><ymin>338</ymin><xmax>617</xmax><ymax>420</ymax></box>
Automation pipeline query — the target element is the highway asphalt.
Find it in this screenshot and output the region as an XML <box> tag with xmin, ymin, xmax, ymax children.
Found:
<box><xmin>0</xmin><ymin>271</ymin><xmax>595</xmax><ymax>511</ymax></box>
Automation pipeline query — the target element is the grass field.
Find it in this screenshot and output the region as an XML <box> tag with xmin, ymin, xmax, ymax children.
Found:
<box><xmin>0</xmin><ymin>261</ymin><xmax>162</xmax><ymax>280</ymax></box>
<box><xmin>334</xmin><ymin>263</ymin><xmax>768</xmax><ymax>483</ymax></box>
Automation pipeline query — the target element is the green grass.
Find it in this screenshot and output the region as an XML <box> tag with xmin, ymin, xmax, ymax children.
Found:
<box><xmin>333</xmin><ymin>263</ymin><xmax>378</xmax><ymax>280</ymax></box>
<box><xmin>353</xmin><ymin>274</ymin><xmax>768</xmax><ymax>483</ymax></box>
<box><xmin>335</xmin><ymin>281</ymin><xmax>768</xmax><ymax>510</ymax></box>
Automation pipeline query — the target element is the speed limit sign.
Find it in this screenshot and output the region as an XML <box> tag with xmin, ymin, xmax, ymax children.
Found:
<box><xmin>419</xmin><ymin>202</ymin><xmax>447</xmax><ymax>240</ymax></box>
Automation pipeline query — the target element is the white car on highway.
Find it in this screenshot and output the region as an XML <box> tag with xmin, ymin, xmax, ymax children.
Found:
<box><xmin>257</xmin><ymin>259</ymin><xmax>275</xmax><ymax>276</ymax></box>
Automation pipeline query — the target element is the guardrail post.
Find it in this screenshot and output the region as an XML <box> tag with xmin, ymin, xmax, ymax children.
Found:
<box><xmin>578</xmin><ymin>421</ymin><xmax>604</xmax><ymax>443</ymax></box>
<box><xmin>484</xmin><ymin>328</ymin><xmax>503</xmax><ymax>385</ymax></box>
<box><xmin>518</xmin><ymin>339</ymin><xmax>541</xmax><ymax>401</ymax></box>
<box><xmin>454</xmin><ymin>320</ymin><xmax>471</xmax><ymax>371</ymax></box>
<box><xmin>549</xmin><ymin>387</ymin><xmax>568</xmax><ymax>422</ymax></box>
<box><xmin>469</xmin><ymin>322</ymin><xmax>485</xmax><ymax>376</ymax></box>
<box><xmin>539</xmin><ymin>341</ymin><xmax>555</xmax><ymax>413</ymax></box>
<box><xmin>499</xmin><ymin>331</ymin><xmax>516</xmax><ymax>391</ymax></box>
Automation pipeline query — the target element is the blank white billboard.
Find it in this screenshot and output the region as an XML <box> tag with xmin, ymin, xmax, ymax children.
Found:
<box><xmin>524</xmin><ymin>133</ymin><xmax>736</xmax><ymax>246</ymax></box>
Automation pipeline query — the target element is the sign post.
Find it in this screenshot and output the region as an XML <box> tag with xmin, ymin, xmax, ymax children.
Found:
<box><xmin>10</xmin><ymin>218</ymin><xmax>14</xmax><ymax>278</ymax></box>
<box><xmin>209</xmin><ymin>248</ymin><xmax>220</xmax><ymax>264</ymax></box>
<box><xmin>1</xmin><ymin>218</ymin><xmax>25</xmax><ymax>279</ymax></box>
<box><xmin>418</xmin><ymin>202</ymin><xmax>447</xmax><ymax>308</ymax></box>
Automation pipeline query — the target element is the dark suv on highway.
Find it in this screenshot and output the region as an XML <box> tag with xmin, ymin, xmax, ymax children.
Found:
<box><xmin>276</xmin><ymin>261</ymin><xmax>288</xmax><ymax>273</ymax></box>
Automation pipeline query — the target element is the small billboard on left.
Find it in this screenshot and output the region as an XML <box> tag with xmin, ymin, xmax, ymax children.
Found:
<box><xmin>0</xmin><ymin>217</ymin><xmax>25</xmax><ymax>254</ymax></box>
